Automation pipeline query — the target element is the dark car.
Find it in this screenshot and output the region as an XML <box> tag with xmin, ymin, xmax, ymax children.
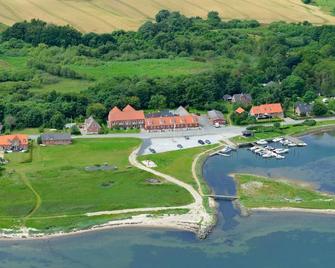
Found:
<box><xmin>177</xmin><ymin>144</ymin><xmax>183</xmax><ymax>149</ymax></box>
<box><xmin>205</xmin><ymin>140</ymin><xmax>211</xmax><ymax>144</ymax></box>
<box><xmin>149</xmin><ymin>148</ymin><xmax>156</xmax><ymax>154</ymax></box>
<box><xmin>198</xmin><ymin>140</ymin><xmax>205</xmax><ymax>145</ymax></box>
<box><xmin>184</xmin><ymin>136</ymin><xmax>190</xmax><ymax>140</ymax></box>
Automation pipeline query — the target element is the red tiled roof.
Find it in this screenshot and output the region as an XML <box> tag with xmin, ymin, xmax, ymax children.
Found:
<box><xmin>250</xmin><ymin>103</ymin><xmax>283</xmax><ymax>115</ymax></box>
<box><xmin>0</xmin><ymin>134</ymin><xmax>28</xmax><ymax>146</ymax></box>
<box><xmin>122</xmin><ymin>104</ymin><xmax>136</xmax><ymax>112</ymax></box>
<box><xmin>108</xmin><ymin>105</ymin><xmax>145</xmax><ymax>122</ymax></box>
<box><xmin>145</xmin><ymin>115</ymin><xmax>199</xmax><ymax>128</ymax></box>
<box><xmin>235</xmin><ymin>107</ymin><xmax>245</xmax><ymax>114</ymax></box>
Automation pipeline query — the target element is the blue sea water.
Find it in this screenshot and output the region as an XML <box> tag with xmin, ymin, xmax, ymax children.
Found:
<box><xmin>1</xmin><ymin>132</ymin><xmax>335</xmax><ymax>268</ymax></box>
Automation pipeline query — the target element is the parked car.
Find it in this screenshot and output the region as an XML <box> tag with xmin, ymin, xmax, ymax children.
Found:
<box><xmin>177</xmin><ymin>144</ymin><xmax>183</xmax><ymax>149</ymax></box>
<box><xmin>198</xmin><ymin>140</ymin><xmax>205</xmax><ymax>145</ymax></box>
<box><xmin>205</xmin><ymin>140</ymin><xmax>211</xmax><ymax>144</ymax></box>
<box><xmin>184</xmin><ymin>136</ymin><xmax>190</xmax><ymax>140</ymax></box>
<box><xmin>149</xmin><ymin>148</ymin><xmax>156</xmax><ymax>154</ymax></box>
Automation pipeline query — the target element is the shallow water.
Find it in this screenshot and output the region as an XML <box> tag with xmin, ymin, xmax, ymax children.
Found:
<box><xmin>1</xmin><ymin>132</ymin><xmax>335</xmax><ymax>268</ymax></box>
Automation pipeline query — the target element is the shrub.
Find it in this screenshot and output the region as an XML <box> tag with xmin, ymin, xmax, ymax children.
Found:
<box><xmin>303</xmin><ymin>119</ymin><xmax>317</xmax><ymax>126</ymax></box>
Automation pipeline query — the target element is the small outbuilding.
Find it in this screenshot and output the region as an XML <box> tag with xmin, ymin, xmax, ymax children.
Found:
<box><xmin>208</xmin><ymin>110</ymin><xmax>226</xmax><ymax>126</ymax></box>
<box><xmin>295</xmin><ymin>102</ymin><xmax>312</xmax><ymax>117</ymax></box>
<box><xmin>223</xmin><ymin>94</ymin><xmax>232</xmax><ymax>102</ymax></box>
<box><xmin>41</xmin><ymin>133</ymin><xmax>72</xmax><ymax>145</ymax></box>
<box><xmin>232</xmin><ymin>94</ymin><xmax>252</xmax><ymax>105</ymax></box>
<box><xmin>235</xmin><ymin>107</ymin><xmax>245</xmax><ymax>114</ymax></box>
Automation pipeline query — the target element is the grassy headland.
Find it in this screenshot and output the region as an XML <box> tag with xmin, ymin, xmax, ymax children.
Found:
<box><xmin>0</xmin><ymin>138</ymin><xmax>193</xmax><ymax>231</ymax></box>
<box><xmin>235</xmin><ymin>174</ymin><xmax>335</xmax><ymax>209</ymax></box>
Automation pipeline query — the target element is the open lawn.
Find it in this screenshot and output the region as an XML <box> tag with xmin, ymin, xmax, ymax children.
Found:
<box><xmin>0</xmin><ymin>138</ymin><xmax>192</xmax><ymax>231</ymax></box>
<box><xmin>0</xmin><ymin>0</ymin><xmax>334</xmax><ymax>32</ymax></box>
<box><xmin>315</xmin><ymin>0</ymin><xmax>335</xmax><ymax>15</ymax></box>
<box><xmin>139</xmin><ymin>145</ymin><xmax>216</xmax><ymax>189</ymax></box>
<box><xmin>235</xmin><ymin>173</ymin><xmax>335</xmax><ymax>209</ymax></box>
<box><xmin>70</xmin><ymin>58</ymin><xmax>211</xmax><ymax>80</ymax></box>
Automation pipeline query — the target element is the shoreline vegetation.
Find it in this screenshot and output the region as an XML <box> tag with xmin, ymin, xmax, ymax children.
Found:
<box><xmin>231</xmin><ymin>120</ymin><xmax>335</xmax><ymax>145</ymax></box>
<box><xmin>234</xmin><ymin>173</ymin><xmax>335</xmax><ymax>212</ymax></box>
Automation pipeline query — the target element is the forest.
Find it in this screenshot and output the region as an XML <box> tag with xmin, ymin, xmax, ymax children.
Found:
<box><xmin>0</xmin><ymin>10</ymin><xmax>335</xmax><ymax>131</ymax></box>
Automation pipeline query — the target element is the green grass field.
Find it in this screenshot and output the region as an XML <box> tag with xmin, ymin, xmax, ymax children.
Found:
<box><xmin>235</xmin><ymin>173</ymin><xmax>335</xmax><ymax>209</ymax></box>
<box><xmin>139</xmin><ymin>145</ymin><xmax>216</xmax><ymax>189</ymax></box>
<box><xmin>0</xmin><ymin>138</ymin><xmax>193</xmax><ymax>231</ymax></box>
<box><xmin>315</xmin><ymin>0</ymin><xmax>335</xmax><ymax>15</ymax></box>
<box><xmin>70</xmin><ymin>58</ymin><xmax>211</xmax><ymax>80</ymax></box>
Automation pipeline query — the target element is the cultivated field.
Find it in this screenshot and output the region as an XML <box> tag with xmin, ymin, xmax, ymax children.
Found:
<box><xmin>0</xmin><ymin>0</ymin><xmax>334</xmax><ymax>33</ymax></box>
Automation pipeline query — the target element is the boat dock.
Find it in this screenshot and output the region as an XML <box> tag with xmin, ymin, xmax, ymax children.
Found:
<box><xmin>286</xmin><ymin>136</ymin><xmax>304</xmax><ymax>144</ymax></box>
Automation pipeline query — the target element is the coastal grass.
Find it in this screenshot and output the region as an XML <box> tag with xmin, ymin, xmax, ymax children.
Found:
<box><xmin>139</xmin><ymin>145</ymin><xmax>216</xmax><ymax>189</ymax></box>
<box><xmin>235</xmin><ymin>173</ymin><xmax>335</xmax><ymax>209</ymax></box>
<box><xmin>26</xmin><ymin>208</ymin><xmax>189</xmax><ymax>233</ymax></box>
<box><xmin>69</xmin><ymin>58</ymin><xmax>211</xmax><ymax>80</ymax></box>
<box><xmin>0</xmin><ymin>138</ymin><xmax>193</xmax><ymax>230</ymax></box>
<box><xmin>231</xmin><ymin>120</ymin><xmax>335</xmax><ymax>144</ymax></box>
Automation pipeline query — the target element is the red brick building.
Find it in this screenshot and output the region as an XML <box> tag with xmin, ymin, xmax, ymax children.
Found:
<box><xmin>82</xmin><ymin>116</ymin><xmax>101</xmax><ymax>134</ymax></box>
<box><xmin>0</xmin><ymin>134</ymin><xmax>29</xmax><ymax>151</ymax></box>
<box><xmin>145</xmin><ymin>115</ymin><xmax>199</xmax><ymax>131</ymax></box>
<box><xmin>108</xmin><ymin>105</ymin><xmax>145</xmax><ymax>129</ymax></box>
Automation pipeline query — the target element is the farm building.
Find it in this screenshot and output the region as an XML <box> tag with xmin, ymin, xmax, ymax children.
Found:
<box><xmin>232</xmin><ymin>94</ymin><xmax>252</xmax><ymax>105</ymax></box>
<box><xmin>250</xmin><ymin>103</ymin><xmax>284</xmax><ymax>118</ymax></box>
<box><xmin>172</xmin><ymin>106</ymin><xmax>190</xmax><ymax>116</ymax></box>
<box><xmin>82</xmin><ymin>116</ymin><xmax>101</xmax><ymax>134</ymax></box>
<box><xmin>207</xmin><ymin>110</ymin><xmax>226</xmax><ymax>126</ymax></box>
<box><xmin>41</xmin><ymin>133</ymin><xmax>72</xmax><ymax>145</ymax></box>
<box><xmin>295</xmin><ymin>102</ymin><xmax>313</xmax><ymax>116</ymax></box>
<box><xmin>145</xmin><ymin>115</ymin><xmax>199</xmax><ymax>131</ymax></box>
<box><xmin>0</xmin><ymin>134</ymin><xmax>29</xmax><ymax>151</ymax></box>
<box><xmin>108</xmin><ymin>105</ymin><xmax>145</xmax><ymax>129</ymax></box>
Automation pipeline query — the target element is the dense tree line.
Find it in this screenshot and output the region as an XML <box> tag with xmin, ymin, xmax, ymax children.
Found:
<box><xmin>0</xmin><ymin>10</ymin><xmax>335</xmax><ymax>131</ymax></box>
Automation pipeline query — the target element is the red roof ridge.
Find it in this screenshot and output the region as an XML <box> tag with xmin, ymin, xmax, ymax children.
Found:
<box><xmin>123</xmin><ymin>104</ymin><xmax>136</xmax><ymax>112</ymax></box>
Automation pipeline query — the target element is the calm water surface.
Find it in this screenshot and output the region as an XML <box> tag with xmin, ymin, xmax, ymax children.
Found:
<box><xmin>1</xmin><ymin>132</ymin><xmax>335</xmax><ymax>268</ymax></box>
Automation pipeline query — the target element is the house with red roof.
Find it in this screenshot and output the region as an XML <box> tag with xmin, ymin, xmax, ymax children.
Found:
<box><xmin>0</xmin><ymin>134</ymin><xmax>29</xmax><ymax>151</ymax></box>
<box><xmin>250</xmin><ymin>103</ymin><xmax>284</xmax><ymax>119</ymax></box>
<box><xmin>108</xmin><ymin>105</ymin><xmax>145</xmax><ymax>129</ymax></box>
<box><xmin>145</xmin><ymin>115</ymin><xmax>199</xmax><ymax>131</ymax></box>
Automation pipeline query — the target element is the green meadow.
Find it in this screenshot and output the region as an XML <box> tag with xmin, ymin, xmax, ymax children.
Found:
<box><xmin>69</xmin><ymin>58</ymin><xmax>211</xmax><ymax>80</ymax></box>
<box><xmin>235</xmin><ymin>173</ymin><xmax>335</xmax><ymax>209</ymax></box>
<box><xmin>0</xmin><ymin>138</ymin><xmax>192</xmax><ymax>231</ymax></box>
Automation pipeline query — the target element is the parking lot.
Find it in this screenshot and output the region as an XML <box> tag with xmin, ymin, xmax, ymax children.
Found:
<box><xmin>139</xmin><ymin>134</ymin><xmax>224</xmax><ymax>155</ymax></box>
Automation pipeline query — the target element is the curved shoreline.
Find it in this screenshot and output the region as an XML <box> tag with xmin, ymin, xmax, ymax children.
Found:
<box><xmin>0</xmin><ymin>145</ymin><xmax>215</xmax><ymax>241</ymax></box>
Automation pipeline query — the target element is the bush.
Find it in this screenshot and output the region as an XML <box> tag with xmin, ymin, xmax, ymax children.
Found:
<box><xmin>70</xmin><ymin>125</ymin><xmax>81</xmax><ymax>135</ymax></box>
<box><xmin>303</xmin><ymin>119</ymin><xmax>317</xmax><ymax>126</ymax></box>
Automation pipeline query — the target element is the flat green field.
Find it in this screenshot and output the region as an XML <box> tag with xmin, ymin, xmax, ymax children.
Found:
<box><xmin>315</xmin><ymin>0</ymin><xmax>335</xmax><ymax>14</ymax></box>
<box><xmin>70</xmin><ymin>58</ymin><xmax>211</xmax><ymax>80</ymax></box>
<box><xmin>0</xmin><ymin>138</ymin><xmax>192</xmax><ymax>231</ymax></box>
<box><xmin>235</xmin><ymin>173</ymin><xmax>335</xmax><ymax>209</ymax></box>
<box><xmin>139</xmin><ymin>145</ymin><xmax>216</xmax><ymax>189</ymax></box>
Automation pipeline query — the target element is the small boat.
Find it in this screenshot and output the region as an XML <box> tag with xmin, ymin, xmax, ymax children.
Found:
<box><xmin>254</xmin><ymin>148</ymin><xmax>264</xmax><ymax>154</ymax></box>
<box><xmin>221</xmin><ymin>147</ymin><xmax>232</xmax><ymax>154</ymax></box>
<box><xmin>256</xmin><ymin>139</ymin><xmax>268</xmax><ymax>145</ymax></box>
<box><xmin>287</xmin><ymin>143</ymin><xmax>297</xmax><ymax>147</ymax></box>
<box><xmin>275</xmin><ymin>155</ymin><xmax>285</xmax><ymax>159</ymax></box>
<box><xmin>274</xmin><ymin>148</ymin><xmax>289</xmax><ymax>154</ymax></box>
<box><xmin>249</xmin><ymin>146</ymin><xmax>258</xmax><ymax>151</ymax></box>
<box><xmin>264</xmin><ymin>145</ymin><xmax>274</xmax><ymax>151</ymax></box>
<box><xmin>272</xmin><ymin>137</ymin><xmax>283</xmax><ymax>142</ymax></box>
<box><xmin>218</xmin><ymin>152</ymin><xmax>231</xmax><ymax>157</ymax></box>
<box><xmin>297</xmin><ymin>142</ymin><xmax>307</xmax><ymax>147</ymax></box>
<box><xmin>262</xmin><ymin>153</ymin><xmax>273</xmax><ymax>158</ymax></box>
